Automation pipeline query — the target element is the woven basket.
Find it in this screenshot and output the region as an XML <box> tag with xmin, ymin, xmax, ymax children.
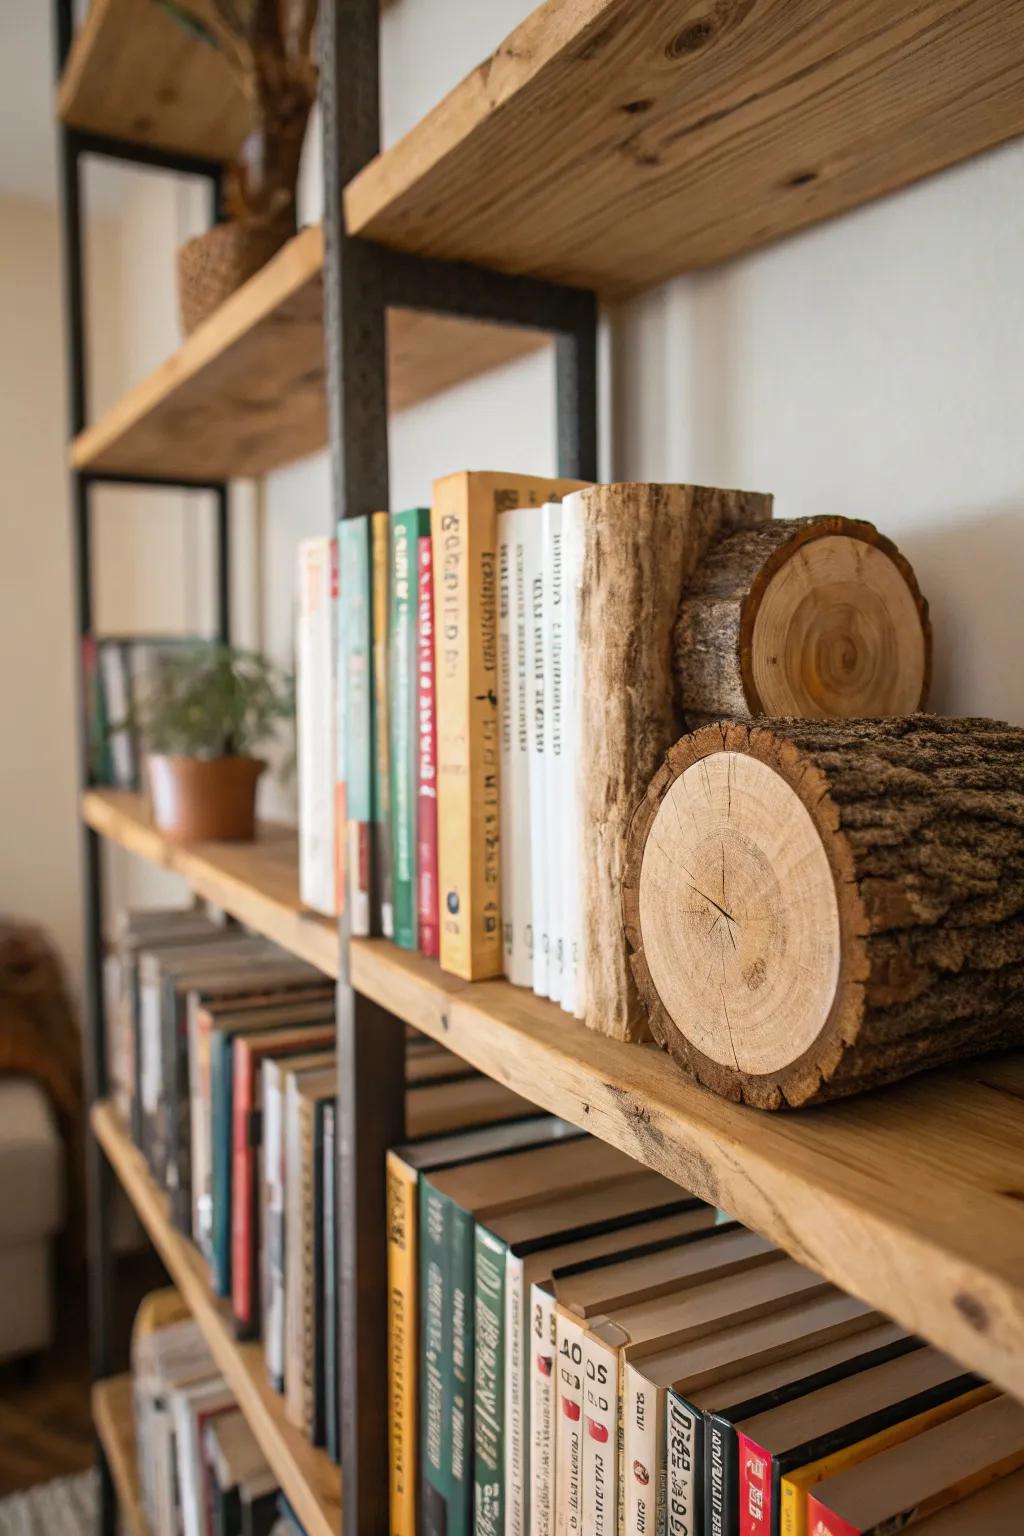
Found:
<box><xmin>177</xmin><ymin>217</ymin><xmax>293</xmax><ymax>335</ymax></box>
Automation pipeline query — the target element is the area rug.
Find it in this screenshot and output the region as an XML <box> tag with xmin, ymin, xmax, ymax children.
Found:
<box><xmin>0</xmin><ymin>1470</ymin><xmax>95</xmax><ymax>1536</ymax></box>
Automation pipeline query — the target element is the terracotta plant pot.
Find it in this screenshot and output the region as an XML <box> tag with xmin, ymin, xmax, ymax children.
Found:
<box><xmin>146</xmin><ymin>754</ymin><xmax>265</xmax><ymax>843</ymax></box>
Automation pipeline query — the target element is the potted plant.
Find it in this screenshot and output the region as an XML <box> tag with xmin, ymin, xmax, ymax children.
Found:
<box><xmin>160</xmin><ymin>0</ymin><xmax>319</xmax><ymax>333</ymax></box>
<box><xmin>122</xmin><ymin>644</ymin><xmax>293</xmax><ymax>842</ymax></box>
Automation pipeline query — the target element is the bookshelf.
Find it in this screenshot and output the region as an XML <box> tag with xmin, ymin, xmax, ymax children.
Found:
<box><xmin>92</xmin><ymin>1375</ymin><xmax>148</xmax><ymax>1536</ymax></box>
<box><xmin>70</xmin><ymin>227</ymin><xmax>545</xmax><ymax>483</ymax></box>
<box><xmin>344</xmin><ymin>0</ymin><xmax>1024</xmax><ymax>292</ymax></box>
<box><xmin>55</xmin><ymin>1</ymin><xmax>1024</xmax><ymax>1533</ymax></box>
<box><xmin>78</xmin><ymin>790</ymin><xmax>1024</xmax><ymax>1405</ymax></box>
<box><xmin>92</xmin><ymin>1102</ymin><xmax>341</xmax><ymax>1536</ymax></box>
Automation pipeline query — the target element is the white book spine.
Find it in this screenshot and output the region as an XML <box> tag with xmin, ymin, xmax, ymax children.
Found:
<box><xmin>498</xmin><ymin>509</ymin><xmax>530</xmax><ymax>985</ymax></box>
<box><xmin>297</xmin><ymin>537</ymin><xmax>338</xmax><ymax>917</ymax></box>
<box><xmin>284</xmin><ymin>1074</ymin><xmax>303</xmax><ymax>1406</ymax></box>
<box><xmin>556</xmin><ymin>1314</ymin><xmax>585</xmax><ymax>1536</ymax></box>
<box><xmin>624</xmin><ymin>1362</ymin><xmax>663</xmax><ymax>1536</ymax></box>
<box><xmin>524</xmin><ymin>512</ymin><xmax>549</xmax><ymax>996</ymax></box>
<box><xmin>172</xmin><ymin>1394</ymin><xmax>201</xmax><ymax>1536</ymax></box>
<box><xmin>581</xmin><ymin>1334</ymin><xmax>618</xmax><ymax>1536</ymax></box>
<box><xmin>666</xmin><ymin>1392</ymin><xmax>700</xmax><ymax>1536</ymax></box>
<box><xmin>505</xmin><ymin>1253</ymin><xmax>527</xmax><ymax>1536</ymax></box>
<box><xmin>530</xmin><ymin>1285</ymin><xmax>557</xmax><ymax>1536</ymax></box>
<box><xmin>263</xmin><ymin>1062</ymin><xmax>286</xmax><ymax>1390</ymax></box>
<box><xmin>559</xmin><ymin>493</ymin><xmax>586</xmax><ymax>1018</ymax></box>
<box><xmin>510</xmin><ymin>510</ymin><xmax>535</xmax><ymax>985</ymax></box>
<box><xmin>542</xmin><ymin>503</ymin><xmax>564</xmax><ymax>1004</ymax></box>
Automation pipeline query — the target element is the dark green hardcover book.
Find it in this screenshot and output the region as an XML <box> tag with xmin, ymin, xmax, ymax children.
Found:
<box><xmin>448</xmin><ymin>1202</ymin><xmax>475</xmax><ymax>1536</ymax></box>
<box><xmin>390</xmin><ymin>507</ymin><xmax>430</xmax><ymax>950</ymax></box>
<box><xmin>311</xmin><ymin>1094</ymin><xmax>329</xmax><ymax>1447</ymax></box>
<box><xmin>474</xmin><ymin>1225</ymin><xmax>506</xmax><ymax>1536</ymax></box>
<box><xmin>323</xmin><ymin>1101</ymin><xmax>339</xmax><ymax>1463</ymax></box>
<box><xmin>210</xmin><ymin>1027</ymin><xmax>235</xmax><ymax>1296</ymax></box>
<box><xmin>371</xmin><ymin>510</ymin><xmax>394</xmax><ymax>938</ymax></box>
<box><xmin>421</xmin><ymin>1175</ymin><xmax>452</xmax><ymax>1536</ymax></box>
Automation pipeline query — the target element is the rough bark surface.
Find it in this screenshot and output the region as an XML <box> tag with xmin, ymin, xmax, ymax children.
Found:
<box><xmin>623</xmin><ymin>715</ymin><xmax>1024</xmax><ymax>1106</ymax></box>
<box><xmin>674</xmin><ymin>517</ymin><xmax>931</xmax><ymax>724</ymax></box>
<box><xmin>578</xmin><ymin>482</ymin><xmax>772</xmax><ymax>1040</ymax></box>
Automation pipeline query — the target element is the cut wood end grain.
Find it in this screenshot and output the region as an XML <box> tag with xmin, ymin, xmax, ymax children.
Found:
<box><xmin>625</xmin><ymin>716</ymin><xmax>1024</xmax><ymax>1109</ymax></box>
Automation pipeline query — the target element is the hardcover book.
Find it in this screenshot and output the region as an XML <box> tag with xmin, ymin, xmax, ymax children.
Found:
<box><xmin>339</xmin><ymin>515</ymin><xmax>374</xmax><ymax>935</ymax></box>
<box><xmin>373</xmin><ymin>510</ymin><xmax>395</xmax><ymax>937</ymax></box>
<box><xmin>431</xmin><ymin>472</ymin><xmax>588</xmax><ymax>982</ymax></box>
<box><xmin>496</xmin><ymin>506</ymin><xmax>532</xmax><ymax>987</ymax></box>
<box><xmin>417</xmin><ymin>532</ymin><xmax>440</xmax><ymax>958</ymax></box>
<box><xmin>297</xmin><ymin>536</ymin><xmax>340</xmax><ymax>917</ymax></box>
<box><xmin>391</xmin><ymin>508</ymin><xmax>431</xmax><ymax>950</ymax></box>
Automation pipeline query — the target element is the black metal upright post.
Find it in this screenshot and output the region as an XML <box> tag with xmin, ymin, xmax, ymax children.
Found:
<box><xmin>320</xmin><ymin>4</ymin><xmax>407</xmax><ymax>1534</ymax></box>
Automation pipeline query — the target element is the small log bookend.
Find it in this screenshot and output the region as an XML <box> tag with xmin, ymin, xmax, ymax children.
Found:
<box><xmin>622</xmin><ymin>715</ymin><xmax>1024</xmax><ymax>1109</ymax></box>
<box><xmin>675</xmin><ymin>516</ymin><xmax>931</xmax><ymax>727</ymax></box>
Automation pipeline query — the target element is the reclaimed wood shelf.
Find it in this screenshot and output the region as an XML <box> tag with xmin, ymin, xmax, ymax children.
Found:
<box><xmin>92</xmin><ymin>1101</ymin><xmax>341</xmax><ymax>1536</ymax></box>
<box><xmin>93</xmin><ymin>1374</ymin><xmax>149</xmax><ymax>1536</ymax></box>
<box><xmin>57</xmin><ymin>0</ymin><xmax>249</xmax><ymax>161</ymax></box>
<box><xmin>81</xmin><ymin>788</ymin><xmax>337</xmax><ymax>977</ymax></box>
<box><xmin>344</xmin><ymin>0</ymin><xmax>1024</xmax><ymax>294</ymax></box>
<box><xmin>70</xmin><ymin>225</ymin><xmax>545</xmax><ymax>482</ymax></box>
<box><xmin>80</xmin><ymin>787</ymin><xmax>1024</xmax><ymax>1401</ymax></box>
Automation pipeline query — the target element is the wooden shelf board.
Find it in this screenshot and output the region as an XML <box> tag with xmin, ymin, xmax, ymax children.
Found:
<box><xmin>57</xmin><ymin>0</ymin><xmax>249</xmax><ymax>161</ymax></box>
<box><xmin>81</xmin><ymin>788</ymin><xmax>338</xmax><ymax>978</ymax></box>
<box><xmin>85</xmin><ymin>789</ymin><xmax>1024</xmax><ymax>1399</ymax></box>
<box><xmin>93</xmin><ymin>1374</ymin><xmax>148</xmax><ymax>1536</ymax></box>
<box><xmin>70</xmin><ymin>226</ymin><xmax>546</xmax><ymax>483</ymax></box>
<box><xmin>349</xmin><ymin>938</ymin><xmax>1024</xmax><ymax>1403</ymax></box>
<box><xmin>344</xmin><ymin>0</ymin><xmax>1024</xmax><ymax>295</ymax></box>
<box><xmin>92</xmin><ymin>1102</ymin><xmax>341</xmax><ymax>1536</ymax></box>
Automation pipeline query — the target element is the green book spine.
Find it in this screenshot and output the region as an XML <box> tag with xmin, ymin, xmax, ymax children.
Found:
<box><xmin>474</xmin><ymin>1226</ymin><xmax>506</xmax><ymax>1536</ymax></box>
<box><xmin>339</xmin><ymin>515</ymin><xmax>374</xmax><ymax>936</ymax></box>
<box><xmin>390</xmin><ymin>508</ymin><xmax>430</xmax><ymax>949</ymax></box>
<box><xmin>210</xmin><ymin>1030</ymin><xmax>233</xmax><ymax>1296</ymax></box>
<box><xmin>449</xmin><ymin>1204</ymin><xmax>475</xmax><ymax>1536</ymax></box>
<box><xmin>420</xmin><ymin>1177</ymin><xmax>451</xmax><ymax>1536</ymax></box>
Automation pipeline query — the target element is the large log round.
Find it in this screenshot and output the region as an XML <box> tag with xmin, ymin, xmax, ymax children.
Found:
<box><xmin>675</xmin><ymin>518</ymin><xmax>931</xmax><ymax>725</ymax></box>
<box><xmin>622</xmin><ymin>717</ymin><xmax>1024</xmax><ymax>1109</ymax></box>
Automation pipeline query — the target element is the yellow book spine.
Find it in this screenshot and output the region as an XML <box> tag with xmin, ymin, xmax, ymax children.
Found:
<box><xmin>779</xmin><ymin>1384</ymin><xmax>996</xmax><ymax>1536</ymax></box>
<box><xmin>387</xmin><ymin>1150</ymin><xmax>418</xmax><ymax>1536</ymax></box>
<box><xmin>432</xmin><ymin>471</ymin><xmax>590</xmax><ymax>981</ymax></box>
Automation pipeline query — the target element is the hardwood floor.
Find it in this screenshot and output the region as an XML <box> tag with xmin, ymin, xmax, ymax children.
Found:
<box><xmin>0</xmin><ymin>1251</ymin><xmax>164</xmax><ymax>1497</ymax></box>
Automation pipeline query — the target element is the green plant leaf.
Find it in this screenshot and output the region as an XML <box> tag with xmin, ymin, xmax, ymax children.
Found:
<box><xmin>116</xmin><ymin>642</ymin><xmax>294</xmax><ymax>762</ymax></box>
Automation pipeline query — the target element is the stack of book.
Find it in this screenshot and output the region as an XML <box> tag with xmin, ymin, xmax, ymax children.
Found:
<box><xmin>384</xmin><ymin>1118</ymin><xmax>1023</xmax><ymax>1536</ymax></box>
<box><xmin>108</xmin><ymin>902</ymin><xmax>537</xmax><ymax>1464</ymax></box>
<box><xmin>132</xmin><ymin>1292</ymin><xmax>292</xmax><ymax>1536</ymax></box>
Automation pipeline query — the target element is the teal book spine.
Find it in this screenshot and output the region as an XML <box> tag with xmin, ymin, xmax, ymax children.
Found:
<box><xmin>210</xmin><ymin>1030</ymin><xmax>233</xmax><ymax>1296</ymax></box>
<box><xmin>449</xmin><ymin>1204</ymin><xmax>475</xmax><ymax>1536</ymax></box>
<box><xmin>474</xmin><ymin>1226</ymin><xmax>507</xmax><ymax>1536</ymax></box>
<box><xmin>420</xmin><ymin>1177</ymin><xmax>451</xmax><ymax>1536</ymax></box>
<box><xmin>390</xmin><ymin>508</ymin><xmax>430</xmax><ymax>949</ymax></box>
<box><xmin>339</xmin><ymin>515</ymin><xmax>373</xmax><ymax>936</ymax></box>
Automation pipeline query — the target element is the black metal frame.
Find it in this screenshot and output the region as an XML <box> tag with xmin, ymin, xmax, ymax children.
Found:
<box><xmin>55</xmin><ymin>0</ymin><xmax>596</xmax><ymax>1529</ymax></box>
<box><xmin>52</xmin><ymin>4</ymin><xmax>231</xmax><ymax>1532</ymax></box>
<box><xmin>319</xmin><ymin>4</ymin><xmax>598</xmax><ymax>1532</ymax></box>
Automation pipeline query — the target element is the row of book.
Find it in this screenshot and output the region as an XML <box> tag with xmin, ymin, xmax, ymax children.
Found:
<box><xmin>296</xmin><ymin>470</ymin><xmax>598</xmax><ymax>1015</ymax></box>
<box><xmin>131</xmin><ymin>1288</ymin><xmax>298</xmax><ymax>1536</ymax></box>
<box><xmin>386</xmin><ymin>1113</ymin><xmax>1024</xmax><ymax>1536</ymax></box>
<box><xmin>104</xmin><ymin>903</ymin><xmax>535</xmax><ymax>1462</ymax></box>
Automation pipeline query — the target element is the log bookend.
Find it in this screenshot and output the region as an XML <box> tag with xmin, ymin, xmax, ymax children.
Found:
<box><xmin>675</xmin><ymin>517</ymin><xmax>931</xmax><ymax>726</ymax></box>
<box><xmin>622</xmin><ymin>716</ymin><xmax>1024</xmax><ymax>1109</ymax></box>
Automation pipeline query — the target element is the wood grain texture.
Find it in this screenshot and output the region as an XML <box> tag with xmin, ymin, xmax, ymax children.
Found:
<box><xmin>349</xmin><ymin>937</ymin><xmax>1024</xmax><ymax>1405</ymax></box>
<box><xmin>92</xmin><ymin>1103</ymin><xmax>341</xmax><ymax>1536</ymax></box>
<box><xmin>344</xmin><ymin>0</ymin><xmax>1024</xmax><ymax>295</ymax></box>
<box><xmin>57</xmin><ymin>0</ymin><xmax>249</xmax><ymax>160</ymax></box>
<box><xmin>81</xmin><ymin>788</ymin><xmax>339</xmax><ymax>977</ymax></box>
<box><xmin>576</xmin><ymin>483</ymin><xmax>771</xmax><ymax>1041</ymax></box>
<box><xmin>676</xmin><ymin>518</ymin><xmax>931</xmax><ymax>724</ymax></box>
<box><xmin>624</xmin><ymin>717</ymin><xmax>1024</xmax><ymax>1108</ymax></box>
<box><xmin>71</xmin><ymin>227</ymin><xmax>546</xmax><ymax>483</ymax></box>
<box><xmin>93</xmin><ymin>1375</ymin><xmax>149</xmax><ymax>1536</ymax></box>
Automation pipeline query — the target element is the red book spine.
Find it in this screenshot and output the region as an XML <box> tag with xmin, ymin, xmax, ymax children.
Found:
<box><xmin>416</xmin><ymin>533</ymin><xmax>440</xmax><ymax>958</ymax></box>
<box><xmin>806</xmin><ymin>1493</ymin><xmax>861</xmax><ymax>1536</ymax></box>
<box><xmin>738</xmin><ymin>1431</ymin><xmax>773</xmax><ymax>1536</ymax></box>
<box><xmin>231</xmin><ymin>1040</ymin><xmax>255</xmax><ymax>1327</ymax></box>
